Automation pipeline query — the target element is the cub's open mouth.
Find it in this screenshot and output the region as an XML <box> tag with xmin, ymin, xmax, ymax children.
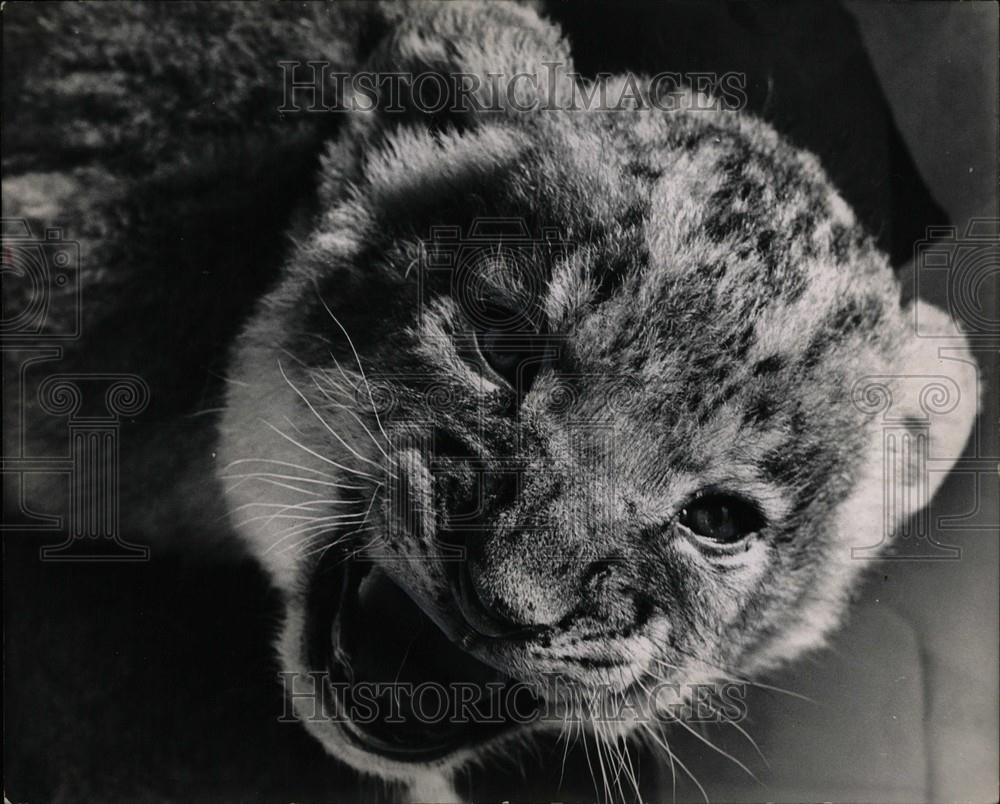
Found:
<box><xmin>306</xmin><ymin>553</ymin><xmax>542</xmax><ymax>763</ymax></box>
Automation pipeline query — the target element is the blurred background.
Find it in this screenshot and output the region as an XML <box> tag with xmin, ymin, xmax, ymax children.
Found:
<box><xmin>4</xmin><ymin>2</ymin><xmax>997</xmax><ymax>801</ymax></box>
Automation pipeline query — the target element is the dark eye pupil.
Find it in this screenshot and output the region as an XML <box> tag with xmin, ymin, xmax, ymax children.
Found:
<box><xmin>472</xmin><ymin>305</ymin><xmax>544</xmax><ymax>391</ymax></box>
<box><xmin>479</xmin><ymin>330</ymin><xmax>519</xmax><ymax>365</ymax></box>
<box><xmin>478</xmin><ymin>334</ymin><xmax>537</xmax><ymax>391</ymax></box>
<box><xmin>680</xmin><ymin>496</ymin><xmax>762</xmax><ymax>542</ymax></box>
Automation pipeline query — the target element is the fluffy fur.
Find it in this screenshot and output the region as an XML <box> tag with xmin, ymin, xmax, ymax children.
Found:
<box><xmin>216</xmin><ymin>1</ymin><xmax>977</xmax><ymax>796</ymax></box>
<box><xmin>3</xmin><ymin>2</ymin><xmax>977</xmax><ymax>801</ymax></box>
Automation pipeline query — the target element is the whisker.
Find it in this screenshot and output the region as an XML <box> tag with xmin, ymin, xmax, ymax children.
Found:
<box><xmin>590</xmin><ymin>710</ymin><xmax>612</xmax><ymax>803</ymax></box>
<box><xmin>641</xmin><ymin>721</ymin><xmax>706</xmax><ymax>804</ymax></box>
<box><xmin>662</xmin><ymin>711</ymin><xmax>760</xmax><ymax>785</ymax></box>
<box><xmin>653</xmin><ymin>655</ymin><xmax>815</xmax><ymax>704</ymax></box>
<box><xmin>261</xmin><ymin>420</ymin><xmax>380</xmax><ymax>480</ymax></box>
<box><xmin>298</xmin><ymin>525</ymin><xmax>377</xmax><ymax>562</ymax></box>
<box><xmin>579</xmin><ymin>709</ymin><xmax>599</xmax><ymax>802</ymax></box>
<box><xmin>225</xmin><ymin>476</ymin><xmax>323</xmax><ymax>497</ymax></box>
<box><xmin>613</xmin><ymin>670</ymin><xmax>643</xmax><ymax>801</ymax></box>
<box><xmin>236</xmin><ymin>508</ymin><xmax>368</xmax><ymax>538</ymax></box>
<box><xmin>279</xmin><ymin>485</ymin><xmax>382</xmax><ymax>558</ymax></box>
<box><xmin>311</xmin><ymin>372</ymin><xmax>391</xmax><ymax>460</ymax></box>
<box><xmin>315</xmin><ymin>365</ymin><xmax>362</xmax><ymax>415</ymax></box>
<box><xmin>556</xmin><ymin>713</ymin><xmax>574</xmax><ymax>792</ymax></box>
<box><xmin>314</xmin><ymin>283</ymin><xmax>390</xmax><ymax>444</ymax></box>
<box><xmin>188</xmin><ymin>406</ymin><xmax>227</xmax><ymax>418</ymax></box>
<box><xmin>723</xmin><ymin>716</ymin><xmax>770</xmax><ymax>769</ymax></box>
<box><xmin>228</xmin><ymin>498</ymin><xmax>365</xmax><ymax>516</ymax></box>
<box><xmin>222</xmin><ymin>457</ymin><xmax>339</xmax><ymax>480</ymax></box>
<box><xmin>220</xmin><ymin>472</ymin><xmax>367</xmax><ymax>491</ymax></box>
<box><xmin>278</xmin><ymin>360</ymin><xmax>384</xmax><ymax>471</ymax></box>
<box><xmin>264</xmin><ymin>515</ymin><xmax>375</xmax><ymax>555</ymax></box>
<box><xmin>328</xmin><ymin>352</ymin><xmax>355</xmax><ymax>394</ymax></box>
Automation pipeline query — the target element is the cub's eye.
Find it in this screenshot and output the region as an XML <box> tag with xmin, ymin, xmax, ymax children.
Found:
<box><xmin>475</xmin><ymin>328</ymin><xmax>540</xmax><ymax>390</ymax></box>
<box><xmin>471</xmin><ymin>304</ymin><xmax>545</xmax><ymax>391</ymax></box>
<box><xmin>678</xmin><ymin>494</ymin><xmax>764</xmax><ymax>543</ymax></box>
<box><xmin>476</xmin><ymin>327</ymin><xmax>522</xmax><ymax>374</ymax></box>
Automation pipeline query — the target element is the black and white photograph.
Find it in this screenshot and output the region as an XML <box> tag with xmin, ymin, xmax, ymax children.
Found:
<box><xmin>3</xmin><ymin>1</ymin><xmax>998</xmax><ymax>802</ymax></box>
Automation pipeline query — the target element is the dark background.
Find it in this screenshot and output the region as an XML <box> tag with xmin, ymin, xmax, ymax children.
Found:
<box><xmin>4</xmin><ymin>2</ymin><xmax>997</xmax><ymax>801</ymax></box>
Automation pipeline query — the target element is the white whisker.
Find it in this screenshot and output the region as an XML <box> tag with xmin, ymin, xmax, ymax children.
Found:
<box><xmin>311</xmin><ymin>372</ymin><xmax>391</xmax><ymax>460</ymax></box>
<box><xmin>652</xmin><ymin>655</ymin><xmax>814</xmax><ymax>703</ymax></box>
<box><xmin>641</xmin><ymin>721</ymin><xmax>706</xmax><ymax>804</ymax></box>
<box><xmin>662</xmin><ymin>710</ymin><xmax>760</xmax><ymax>785</ymax></box>
<box><xmin>222</xmin><ymin>457</ymin><xmax>339</xmax><ymax>480</ymax></box>
<box><xmin>278</xmin><ymin>360</ymin><xmax>384</xmax><ymax>471</ymax></box>
<box><xmin>261</xmin><ymin>420</ymin><xmax>380</xmax><ymax>480</ymax></box>
<box><xmin>220</xmin><ymin>472</ymin><xmax>367</xmax><ymax>491</ymax></box>
<box><xmin>314</xmin><ymin>284</ymin><xmax>390</xmax><ymax>444</ymax></box>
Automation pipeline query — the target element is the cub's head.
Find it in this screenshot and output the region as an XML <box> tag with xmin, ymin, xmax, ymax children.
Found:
<box><xmin>218</xmin><ymin>5</ymin><xmax>977</xmax><ymax>790</ymax></box>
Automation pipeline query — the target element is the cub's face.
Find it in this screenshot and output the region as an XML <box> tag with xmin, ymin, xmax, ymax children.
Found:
<box><xmin>218</xmin><ymin>101</ymin><xmax>976</xmax><ymax>782</ymax></box>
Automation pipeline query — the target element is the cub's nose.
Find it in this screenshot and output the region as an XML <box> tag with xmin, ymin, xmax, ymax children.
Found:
<box><xmin>453</xmin><ymin>554</ymin><xmax>539</xmax><ymax>639</ymax></box>
<box><xmin>452</xmin><ymin>529</ymin><xmax>609</xmax><ymax>637</ymax></box>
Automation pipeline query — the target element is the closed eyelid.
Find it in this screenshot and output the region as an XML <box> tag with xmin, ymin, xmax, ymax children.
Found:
<box><xmin>465</xmin><ymin>297</ymin><xmax>542</xmax><ymax>333</ymax></box>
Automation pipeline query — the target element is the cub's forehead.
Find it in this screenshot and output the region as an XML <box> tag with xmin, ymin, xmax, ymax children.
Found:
<box><xmin>305</xmin><ymin>105</ymin><xmax>900</xmax><ymax>393</ymax></box>
<box><xmin>551</xmin><ymin>111</ymin><xmax>900</xmax><ymax>370</ymax></box>
<box><xmin>643</xmin><ymin>124</ymin><xmax>865</xmax><ymax>305</ymax></box>
<box><xmin>542</xmin><ymin>113</ymin><xmax>905</xmax><ymax>496</ymax></box>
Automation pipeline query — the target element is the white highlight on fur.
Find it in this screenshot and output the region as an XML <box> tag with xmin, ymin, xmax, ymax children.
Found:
<box><xmin>406</xmin><ymin>770</ymin><xmax>460</xmax><ymax>803</ymax></box>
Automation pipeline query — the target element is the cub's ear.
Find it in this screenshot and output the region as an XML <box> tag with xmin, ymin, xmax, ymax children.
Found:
<box><xmin>317</xmin><ymin>2</ymin><xmax>572</xmax><ymax>206</ymax></box>
<box><xmin>356</xmin><ymin>1</ymin><xmax>573</xmax><ymax>131</ymax></box>
<box><xmin>847</xmin><ymin>299</ymin><xmax>979</xmax><ymax>557</ymax></box>
<box><xmin>893</xmin><ymin>299</ymin><xmax>979</xmax><ymax>500</ymax></box>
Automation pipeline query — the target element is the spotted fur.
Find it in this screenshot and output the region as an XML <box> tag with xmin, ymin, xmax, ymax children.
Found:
<box><xmin>217</xmin><ymin>1</ymin><xmax>978</xmax><ymax>796</ymax></box>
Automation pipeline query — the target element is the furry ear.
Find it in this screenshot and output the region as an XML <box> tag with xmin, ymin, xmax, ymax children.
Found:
<box><xmin>319</xmin><ymin>2</ymin><xmax>571</xmax><ymax>206</ymax></box>
<box><xmin>847</xmin><ymin>299</ymin><xmax>979</xmax><ymax>558</ymax></box>
<box><xmin>355</xmin><ymin>1</ymin><xmax>574</xmax><ymax>130</ymax></box>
